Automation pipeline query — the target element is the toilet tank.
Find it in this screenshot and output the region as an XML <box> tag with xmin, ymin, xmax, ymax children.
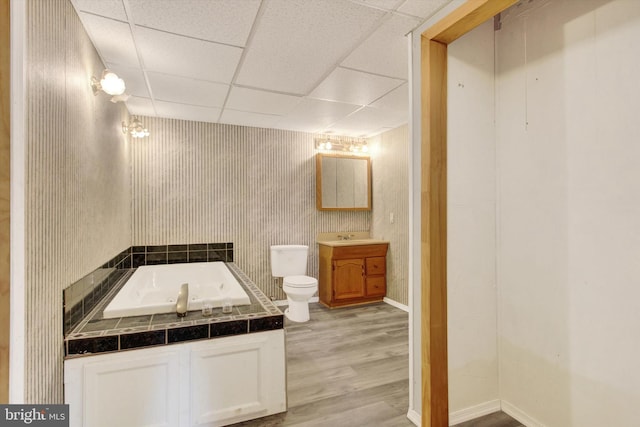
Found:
<box><xmin>270</xmin><ymin>245</ymin><xmax>309</xmax><ymax>277</ymax></box>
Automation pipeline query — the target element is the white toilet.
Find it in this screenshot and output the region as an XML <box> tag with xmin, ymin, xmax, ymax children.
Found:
<box><xmin>270</xmin><ymin>245</ymin><xmax>318</xmax><ymax>323</ymax></box>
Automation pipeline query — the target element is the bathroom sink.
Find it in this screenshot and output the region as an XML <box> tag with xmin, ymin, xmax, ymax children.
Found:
<box><xmin>317</xmin><ymin>239</ymin><xmax>389</xmax><ymax>247</ymax></box>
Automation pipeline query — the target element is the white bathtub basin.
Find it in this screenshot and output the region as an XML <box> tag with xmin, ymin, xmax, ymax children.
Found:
<box><xmin>103</xmin><ymin>262</ymin><xmax>251</xmax><ymax>318</ymax></box>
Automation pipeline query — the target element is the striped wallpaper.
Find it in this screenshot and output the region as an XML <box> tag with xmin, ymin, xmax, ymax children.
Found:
<box><xmin>370</xmin><ymin>125</ymin><xmax>410</xmax><ymax>306</ymax></box>
<box><xmin>131</xmin><ymin>118</ymin><xmax>372</xmax><ymax>300</ymax></box>
<box><xmin>24</xmin><ymin>0</ymin><xmax>130</xmax><ymax>403</ymax></box>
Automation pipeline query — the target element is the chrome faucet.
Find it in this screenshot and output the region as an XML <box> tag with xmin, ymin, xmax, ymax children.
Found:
<box><xmin>176</xmin><ymin>283</ymin><xmax>189</xmax><ymax>317</ymax></box>
<box><xmin>337</xmin><ymin>234</ymin><xmax>355</xmax><ymax>241</ymax></box>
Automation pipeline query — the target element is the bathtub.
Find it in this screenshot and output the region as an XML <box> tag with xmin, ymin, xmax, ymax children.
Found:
<box><xmin>103</xmin><ymin>262</ymin><xmax>251</xmax><ymax>319</ymax></box>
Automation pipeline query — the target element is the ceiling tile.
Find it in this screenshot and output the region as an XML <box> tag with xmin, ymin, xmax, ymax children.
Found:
<box><xmin>125</xmin><ymin>96</ymin><xmax>156</xmax><ymax>117</ymax></box>
<box><xmin>154</xmin><ymin>101</ymin><xmax>221</xmax><ymax>124</ymax></box>
<box><xmin>397</xmin><ymin>0</ymin><xmax>451</xmax><ymax>19</ymax></box>
<box><xmin>236</xmin><ymin>0</ymin><xmax>386</xmax><ymax>95</ymax></box>
<box><xmin>79</xmin><ymin>13</ymin><xmax>139</xmax><ymax>67</ymax></box>
<box><xmin>135</xmin><ymin>27</ymin><xmax>242</xmax><ymax>84</ymax></box>
<box><xmin>369</xmin><ymin>82</ymin><xmax>408</xmax><ymax>111</ymax></box>
<box><xmin>328</xmin><ymin>105</ymin><xmax>407</xmax><ymax>136</ymax></box>
<box><xmin>74</xmin><ymin>0</ymin><xmax>422</xmax><ymax>135</ymax></box>
<box><xmin>219</xmin><ymin>109</ymin><xmax>282</xmax><ymax>129</ymax></box>
<box><xmin>341</xmin><ymin>14</ymin><xmax>420</xmax><ymax>79</ymax></box>
<box><xmin>309</xmin><ymin>67</ymin><xmax>404</xmax><ymax>105</ymax></box>
<box><xmin>105</xmin><ymin>63</ymin><xmax>149</xmax><ymax>98</ymax></box>
<box><xmin>127</xmin><ymin>0</ymin><xmax>261</xmax><ymax>46</ymax></box>
<box><xmin>275</xmin><ymin>98</ymin><xmax>362</xmax><ymax>133</ymax></box>
<box><xmin>349</xmin><ymin>0</ymin><xmax>404</xmax><ymax>11</ymax></box>
<box><xmin>71</xmin><ymin>0</ymin><xmax>128</xmax><ymax>21</ymax></box>
<box><xmin>225</xmin><ymin>87</ymin><xmax>302</xmax><ymax>116</ymax></box>
<box><xmin>147</xmin><ymin>72</ymin><xmax>229</xmax><ymax>107</ymax></box>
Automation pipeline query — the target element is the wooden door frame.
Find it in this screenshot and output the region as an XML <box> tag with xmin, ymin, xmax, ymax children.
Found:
<box><xmin>1</xmin><ymin>0</ymin><xmax>10</xmax><ymax>404</ymax></box>
<box><xmin>419</xmin><ymin>1</ymin><xmax>517</xmax><ymax>425</ymax></box>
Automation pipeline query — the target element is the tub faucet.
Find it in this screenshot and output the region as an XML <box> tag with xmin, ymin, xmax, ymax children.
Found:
<box><xmin>176</xmin><ymin>283</ymin><xmax>189</xmax><ymax>317</ymax></box>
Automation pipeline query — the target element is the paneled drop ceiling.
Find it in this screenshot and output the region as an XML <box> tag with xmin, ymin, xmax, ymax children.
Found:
<box><xmin>71</xmin><ymin>0</ymin><xmax>453</xmax><ymax>137</ymax></box>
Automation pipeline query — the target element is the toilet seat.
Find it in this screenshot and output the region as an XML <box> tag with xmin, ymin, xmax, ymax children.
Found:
<box><xmin>283</xmin><ymin>275</ymin><xmax>318</xmax><ymax>288</ymax></box>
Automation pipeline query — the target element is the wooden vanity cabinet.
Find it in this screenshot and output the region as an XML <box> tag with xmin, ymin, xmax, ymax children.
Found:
<box><xmin>318</xmin><ymin>243</ymin><xmax>389</xmax><ymax>308</ymax></box>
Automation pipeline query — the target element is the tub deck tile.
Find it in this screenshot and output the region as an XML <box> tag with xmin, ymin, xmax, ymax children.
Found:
<box><xmin>64</xmin><ymin>262</ymin><xmax>283</xmax><ymax>358</ymax></box>
<box><xmin>249</xmin><ymin>315</ymin><xmax>284</xmax><ymax>333</ymax></box>
<box><xmin>81</xmin><ymin>318</ymin><xmax>120</xmax><ymax>333</ymax></box>
<box><xmin>66</xmin><ymin>336</ymin><xmax>118</xmax><ymax>356</ymax></box>
<box><xmin>210</xmin><ymin>319</ymin><xmax>248</xmax><ymax>337</ymax></box>
<box><xmin>167</xmin><ymin>324</ymin><xmax>209</xmax><ymax>343</ymax></box>
<box><xmin>120</xmin><ymin>330</ymin><xmax>166</xmax><ymax>350</ymax></box>
<box><xmin>117</xmin><ymin>314</ymin><xmax>152</xmax><ymax>329</ymax></box>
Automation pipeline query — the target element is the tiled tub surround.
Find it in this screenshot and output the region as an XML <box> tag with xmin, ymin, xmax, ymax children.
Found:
<box><xmin>63</xmin><ymin>242</ymin><xmax>235</xmax><ymax>334</ymax></box>
<box><xmin>131</xmin><ymin>242</ymin><xmax>234</xmax><ymax>267</ymax></box>
<box><xmin>63</xmin><ymin>244</ymin><xmax>283</xmax><ymax>358</ymax></box>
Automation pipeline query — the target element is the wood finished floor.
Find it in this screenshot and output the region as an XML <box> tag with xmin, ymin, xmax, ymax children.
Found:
<box><xmin>453</xmin><ymin>412</ymin><xmax>524</xmax><ymax>427</ymax></box>
<box><xmin>229</xmin><ymin>303</ymin><xmax>520</xmax><ymax>427</ymax></box>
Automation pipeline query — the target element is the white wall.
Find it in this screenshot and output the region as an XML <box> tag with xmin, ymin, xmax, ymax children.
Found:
<box><xmin>496</xmin><ymin>0</ymin><xmax>640</xmax><ymax>425</ymax></box>
<box><xmin>411</xmin><ymin>1</ymin><xmax>640</xmax><ymax>425</ymax></box>
<box><xmin>447</xmin><ymin>20</ymin><xmax>499</xmax><ymax>417</ymax></box>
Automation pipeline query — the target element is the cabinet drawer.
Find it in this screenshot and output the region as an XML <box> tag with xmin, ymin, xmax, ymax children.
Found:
<box><xmin>366</xmin><ymin>276</ymin><xmax>386</xmax><ymax>297</ymax></box>
<box><xmin>329</xmin><ymin>244</ymin><xmax>388</xmax><ymax>259</ymax></box>
<box><xmin>365</xmin><ymin>257</ymin><xmax>386</xmax><ymax>275</ymax></box>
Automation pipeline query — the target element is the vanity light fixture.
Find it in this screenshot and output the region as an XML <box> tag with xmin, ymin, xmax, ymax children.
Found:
<box><xmin>91</xmin><ymin>69</ymin><xmax>128</xmax><ymax>102</ymax></box>
<box><xmin>122</xmin><ymin>117</ymin><xmax>150</xmax><ymax>138</ymax></box>
<box><xmin>314</xmin><ymin>135</ymin><xmax>369</xmax><ymax>156</ymax></box>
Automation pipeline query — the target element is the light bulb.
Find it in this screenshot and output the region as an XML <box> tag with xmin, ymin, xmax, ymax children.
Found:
<box><xmin>100</xmin><ymin>71</ymin><xmax>126</xmax><ymax>96</ymax></box>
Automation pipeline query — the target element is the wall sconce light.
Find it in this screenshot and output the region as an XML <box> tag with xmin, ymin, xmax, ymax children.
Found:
<box><xmin>91</xmin><ymin>69</ymin><xmax>128</xmax><ymax>102</ymax></box>
<box><xmin>315</xmin><ymin>135</ymin><xmax>369</xmax><ymax>155</ymax></box>
<box><xmin>122</xmin><ymin>117</ymin><xmax>149</xmax><ymax>138</ymax></box>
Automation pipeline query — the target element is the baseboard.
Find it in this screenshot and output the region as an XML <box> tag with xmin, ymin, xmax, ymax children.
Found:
<box><xmin>407</xmin><ymin>409</ymin><xmax>420</xmax><ymax>426</ymax></box>
<box><xmin>383</xmin><ymin>297</ymin><xmax>409</xmax><ymax>312</ymax></box>
<box><xmin>404</xmin><ymin>399</ymin><xmax>501</xmax><ymax>426</ymax></box>
<box><xmin>273</xmin><ymin>297</ymin><xmax>319</xmax><ymax>307</ymax></box>
<box><xmin>501</xmin><ymin>400</ymin><xmax>546</xmax><ymax>427</ymax></box>
<box><xmin>449</xmin><ymin>399</ymin><xmax>501</xmax><ymax>425</ymax></box>
<box><xmin>275</xmin><ymin>297</ymin><xmax>406</xmax><ymax>311</ymax></box>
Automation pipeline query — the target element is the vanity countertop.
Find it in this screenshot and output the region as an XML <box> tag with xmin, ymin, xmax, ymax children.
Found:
<box><xmin>317</xmin><ymin>239</ymin><xmax>389</xmax><ymax>247</ymax></box>
<box><xmin>316</xmin><ymin>232</ymin><xmax>388</xmax><ymax>247</ymax></box>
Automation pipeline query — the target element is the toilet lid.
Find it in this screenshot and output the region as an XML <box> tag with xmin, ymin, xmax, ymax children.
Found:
<box><xmin>283</xmin><ymin>275</ymin><xmax>318</xmax><ymax>288</ymax></box>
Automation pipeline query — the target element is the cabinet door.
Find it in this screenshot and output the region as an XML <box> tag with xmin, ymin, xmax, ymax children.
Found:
<box><xmin>333</xmin><ymin>258</ymin><xmax>365</xmax><ymax>300</ymax></box>
<box><xmin>190</xmin><ymin>330</ymin><xmax>286</xmax><ymax>426</ymax></box>
<box><xmin>66</xmin><ymin>348</ymin><xmax>182</xmax><ymax>427</ymax></box>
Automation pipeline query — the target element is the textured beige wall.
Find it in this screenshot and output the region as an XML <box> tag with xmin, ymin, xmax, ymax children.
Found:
<box><xmin>131</xmin><ymin>117</ymin><xmax>371</xmax><ymax>300</ymax></box>
<box><xmin>24</xmin><ymin>0</ymin><xmax>130</xmax><ymax>402</ymax></box>
<box><xmin>370</xmin><ymin>125</ymin><xmax>410</xmax><ymax>306</ymax></box>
